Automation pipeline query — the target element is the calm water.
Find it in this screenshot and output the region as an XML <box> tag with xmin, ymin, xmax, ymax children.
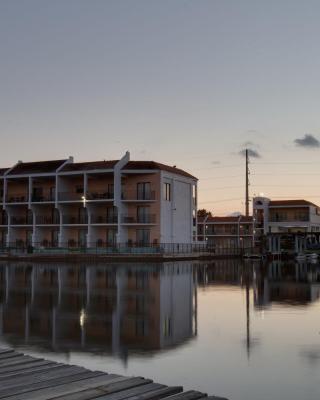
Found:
<box><xmin>0</xmin><ymin>260</ymin><xmax>320</xmax><ymax>400</ymax></box>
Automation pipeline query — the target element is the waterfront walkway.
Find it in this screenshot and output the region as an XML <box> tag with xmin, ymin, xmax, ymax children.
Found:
<box><xmin>0</xmin><ymin>348</ymin><xmax>227</xmax><ymax>400</ymax></box>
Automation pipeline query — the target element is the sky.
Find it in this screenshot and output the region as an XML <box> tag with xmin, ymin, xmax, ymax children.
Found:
<box><xmin>1</xmin><ymin>0</ymin><xmax>320</xmax><ymax>215</ymax></box>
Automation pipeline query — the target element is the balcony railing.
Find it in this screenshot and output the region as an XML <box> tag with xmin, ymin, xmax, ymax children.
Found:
<box><xmin>58</xmin><ymin>192</ymin><xmax>84</xmax><ymax>201</ymax></box>
<box><xmin>6</xmin><ymin>193</ymin><xmax>28</xmax><ymax>203</ymax></box>
<box><xmin>0</xmin><ymin>217</ymin><xmax>8</xmax><ymax>225</ymax></box>
<box><xmin>121</xmin><ymin>214</ymin><xmax>156</xmax><ymax>224</ymax></box>
<box><xmin>11</xmin><ymin>216</ymin><xmax>33</xmax><ymax>225</ymax></box>
<box><xmin>269</xmin><ymin>216</ymin><xmax>310</xmax><ymax>222</ymax></box>
<box><xmin>86</xmin><ymin>191</ymin><xmax>114</xmax><ymax>200</ymax></box>
<box><xmin>91</xmin><ymin>215</ymin><xmax>118</xmax><ymax>224</ymax></box>
<box><xmin>122</xmin><ymin>190</ymin><xmax>156</xmax><ymax>201</ymax></box>
<box><xmin>32</xmin><ymin>193</ymin><xmax>55</xmax><ymax>202</ymax></box>
<box><xmin>36</xmin><ymin>216</ymin><xmax>60</xmax><ymax>225</ymax></box>
<box><xmin>62</xmin><ymin>215</ymin><xmax>88</xmax><ymax>224</ymax></box>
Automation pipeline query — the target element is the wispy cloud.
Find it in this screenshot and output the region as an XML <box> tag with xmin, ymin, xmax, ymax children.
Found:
<box><xmin>239</xmin><ymin>148</ymin><xmax>261</xmax><ymax>158</ymax></box>
<box><xmin>294</xmin><ymin>134</ymin><xmax>320</xmax><ymax>148</ymax></box>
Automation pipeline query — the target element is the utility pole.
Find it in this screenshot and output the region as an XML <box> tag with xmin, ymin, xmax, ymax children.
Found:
<box><xmin>245</xmin><ymin>149</ymin><xmax>249</xmax><ymax>216</ymax></box>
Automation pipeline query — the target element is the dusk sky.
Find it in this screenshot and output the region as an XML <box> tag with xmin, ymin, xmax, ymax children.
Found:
<box><xmin>1</xmin><ymin>0</ymin><xmax>320</xmax><ymax>214</ymax></box>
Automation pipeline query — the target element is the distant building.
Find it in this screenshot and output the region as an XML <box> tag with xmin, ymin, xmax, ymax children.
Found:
<box><xmin>0</xmin><ymin>152</ymin><xmax>197</xmax><ymax>249</ymax></box>
<box><xmin>197</xmin><ymin>215</ymin><xmax>254</xmax><ymax>250</ymax></box>
<box><xmin>253</xmin><ymin>197</ymin><xmax>320</xmax><ymax>236</ymax></box>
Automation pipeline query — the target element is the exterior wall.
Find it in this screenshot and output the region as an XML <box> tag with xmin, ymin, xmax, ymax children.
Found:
<box><xmin>160</xmin><ymin>171</ymin><xmax>196</xmax><ymax>244</ymax></box>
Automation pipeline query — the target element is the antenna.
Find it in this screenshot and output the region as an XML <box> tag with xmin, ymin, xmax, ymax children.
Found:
<box><xmin>245</xmin><ymin>149</ymin><xmax>250</xmax><ymax>216</ymax></box>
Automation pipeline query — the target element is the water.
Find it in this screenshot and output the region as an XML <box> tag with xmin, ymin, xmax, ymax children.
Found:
<box><xmin>0</xmin><ymin>260</ymin><xmax>320</xmax><ymax>400</ymax></box>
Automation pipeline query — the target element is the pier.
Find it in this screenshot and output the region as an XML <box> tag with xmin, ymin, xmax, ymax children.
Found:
<box><xmin>0</xmin><ymin>348</ymin><xmax>226</xmax><ymax>400</ymax></box>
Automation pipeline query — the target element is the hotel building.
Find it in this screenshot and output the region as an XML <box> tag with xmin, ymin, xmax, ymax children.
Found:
<box><xmin>0</xmin><ymin>152</ymin><xmax>197</xmax><ymax>249</ymax></box>
<box><xmin>197</xmin><ymin>215</ymin><xmax>254</xmax><ymax>250</ymax></box>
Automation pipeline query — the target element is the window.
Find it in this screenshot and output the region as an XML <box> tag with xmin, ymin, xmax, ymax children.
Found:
<box><xmin>136</xmin><ymin>229</ymin><xmax>150</xmax><ymax>245</ymax></box>
<box><xmin>137</xmin><ymin>206</ymin><xmax>150</xmax><ymax>223</ymax></box>
<box><xmin>163</xmin><ymin>183</ymin><xmax>171</xmax><ymax>201</ymax></box>
<box><xmin>75</xmin><ymin>185</ymin><xmax>83</xmax><ymax>194</ymax></box>
<box><xmin>137</xmin><ymin>182</ymin><xmax>151</xmax><ymax>200</ymax></box>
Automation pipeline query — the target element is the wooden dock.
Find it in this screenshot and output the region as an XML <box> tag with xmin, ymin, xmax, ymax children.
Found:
<box><xmin>0</xmin><ymin>348</ymin><xmax>227</xmax><ymax>400</ymax></box>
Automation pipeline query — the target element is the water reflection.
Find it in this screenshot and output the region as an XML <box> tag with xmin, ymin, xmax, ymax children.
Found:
<box><xmin>1</xmin><ymin>260</ymin><xmax>320</xmax><ymax>400</ymax></box>
<box><xmin>0</xmin><ymin>262</ymin><xmax>197</xmax><ymax>357</ymax></box>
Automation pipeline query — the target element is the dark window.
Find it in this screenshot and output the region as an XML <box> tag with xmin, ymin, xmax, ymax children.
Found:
<box><xmin>164</xmin><ymin>183</ymin><xmax>171</xmax><ymax>201</ymax></box>
<box><xmin>137</xmin><ymin>182</ymin><xmax>151</xmax><ymax>200</ymax></box>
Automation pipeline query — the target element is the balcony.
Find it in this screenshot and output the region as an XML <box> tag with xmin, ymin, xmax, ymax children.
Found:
<box><xmin>86</xmin><ymin>191</ymin><xmax>114</xmax><ymax>201</ymax></box>
<box><xmin>32</xmin><ymin>193</ymin><xmax>55</xmax><ymax>202</ymax></box>
<box><xmin>121</xmin><ymin>214</ymin><xmax>156</xmax><ymax>224</ymax></box>
<box><xmin>6</xmin><ymin>193</ymin><xmax>28</xmax><ymax>203</ymax></box>
<box><xmin>36</xmin><ymin>216</ymin><xmax>60</xmax><ymax>225</ymax></box>
<box><xmin>122</xmin><ymin>190</ymin><xmax>156</xmax><ymax>201</ymax></box>
<box><xmin>58</xmin><ymin>192</ymin><xmax>84</xmax><ymax>202</ymax></box>
<box><xmin>269</xmin><ymin>215</ymin><xmax>309</xmax><ymax>222</ymax></box>
<box><xmin>62</xmin><ymin>215</ymin><xmax>88</xmax><ymax>224</ymax></box>
<box><xmin>91</xmin><ymin>215</ymin><xmax>118</xmax><ymax>224</ymax></box>
<box><xmin>11</xmin><ymin>216</ymin><xmax>33</xmax><ymax>225</ymax></box>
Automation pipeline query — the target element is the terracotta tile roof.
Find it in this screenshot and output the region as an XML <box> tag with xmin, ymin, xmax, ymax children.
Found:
<box><xmin>198</xmin><ymin>216</ymin><xmax>253</xmax><ymax>223</ymax></box>
<box><xmin>7</xmin><ymin>160</ymin><xmax>68</xmax><ymax>175</ymax></box>
<box><xmin>123</xmin><ymin>161</ymin><xmax>197</xmax><ymax>180</ymax></box>
<box><xmin>61</xmin><ymin>160</ymin><xmax>118</xmax><ymax>172</ymax></box>
<box><xmin>269</xmin><ymin>200</ymin><xmax>318</xmax><ymax>207</ymax></box>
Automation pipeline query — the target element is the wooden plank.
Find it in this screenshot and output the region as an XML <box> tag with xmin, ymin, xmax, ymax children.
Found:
<box><xmin>161</xmin><ymin>391</ymin><xmax>207</xmax><ymax>400</ymax></box>
<box><xmin>95</xmin><ymin>385</ymin><xmax>183</xmax><ymax>400</ymax></box>
<box><xmin>0</xmin><ymin>365</ymin><xmax>85</xmax><ymax>389</ymax></box>
<box><xmin>8</xmin><ymin>374</ymin><xmax>130</xmax><ymax>400</ymax></box>
<box><xmin>206</xmin><ymin>396</ymin><xmax>228</xmax><ymax>400</ymax></box>
<box><xmin>50</xmin><ymin>377</ymin><xmax>153</xmax><ymax>400</ymax></box>
<box><xmin>0</xmin><ymin>349</ymin><xmax>15</xmax><ymax>356</ymax></box>
<box><xmin>0</xmin><ymin>353</ymin><xmax>26</xmax><ymax>363</ymax></box>
<box><xmin>91</xmin><ymin>383</ymin><xmax>166</xmax><ymax>400</ymax></box>
<box><xmin>0</xmin><ymin>367</ymin><xmax>93</xmax><ymax>395</ymax></box>
<box><xmin>0</xmin><ymin>362</ymin><xmax>63</xmax><ymax>380</ymax></box>
<box><xmin>0</xmin><ymin>357</ymin><xmax>49</xmax><ymax>370</ymax></box>
<box><xmin>0</xmin><ymin>361</ymin><xmax>58</xmax><ymax>376</ymax></box>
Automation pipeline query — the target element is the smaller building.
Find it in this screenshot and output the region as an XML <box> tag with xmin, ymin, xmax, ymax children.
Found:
<box><xmin>253</xmin><ymin>197</ymin><xmax>320</xmax><ymax>235</ymax></box>
<box><xmin>197</xmin><ymin>215</ymin><xmax>254</xmax><ymax>250</ymax></box>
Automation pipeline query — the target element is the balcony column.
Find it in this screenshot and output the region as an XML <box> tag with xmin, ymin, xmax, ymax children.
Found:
<box><xmin>83</xmin><ymin>173</ymin><xmax>88</xmax><ymax>198</ymax></box>
<box><xmin>31</xmin><ymin>205</ymin><xmax>38</xmax><ymax>248</ymax></box>
<box><xmin>295</xmin><ymin>235</ymin><xmax>299</xmax><ymax>253</ymax></box>
<box><xmin>114</xmin><ymin>152</ymin><xmax>130</xmax><ymax>244</ymax></box>
<box><xmin>28</xmin><ymin>177</ymin><xmax>32</xmax><ymax>209</ymax></box>
<box><xmin>3</xmin><ymin>178</ymin><xmax>7</xmax><ymax>210</ymax></box>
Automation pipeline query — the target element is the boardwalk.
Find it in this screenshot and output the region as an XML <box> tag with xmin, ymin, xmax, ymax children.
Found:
<box><xmin>0</xmin><ymin>348</ymin><xmax>227</xmax><ymax>400</ymax></box>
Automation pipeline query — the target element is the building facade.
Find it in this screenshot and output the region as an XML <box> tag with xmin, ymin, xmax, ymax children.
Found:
<box><xmin>0</xmin><ymin>152</ymin><xmax>197</xmax><ymax>249</ymax></box>
<box><xmin>197</xmin><ymin>215</ymin><xmax>254</xmax><ymax>250</ymax></box>
<box><xmin>253</xmin><ymin>197</ymin><xmax>320</xmax><ymax>235</ymax></box>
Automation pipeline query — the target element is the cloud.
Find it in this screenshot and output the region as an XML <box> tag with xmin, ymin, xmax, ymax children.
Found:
<box><xmin>211</xmin><ymin>160</ymin><xmax>221</xmax><ymax>165</ymax></box>
<box><xmin>239</xmin><ymin>148</ymin><xmax>261</xmax><ymax>158</ymax></box>
<box><xmin>294</xmin><ymin>134</ymin><xmax>320</xmax><ymax>148</ymax></box>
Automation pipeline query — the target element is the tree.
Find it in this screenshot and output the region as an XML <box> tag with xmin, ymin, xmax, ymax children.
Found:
<box><xmin>197</xmin><ymin>209</ymin><xmax>213</xmax><ymax>218</ymax></box>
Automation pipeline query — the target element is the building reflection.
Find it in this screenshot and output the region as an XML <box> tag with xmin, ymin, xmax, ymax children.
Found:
<box><xmin>0</xmin><ymin>262</ymin><xmax>197</xmax><ymax>358</ymax></box>
<box><xmin>254</xmin><ymin>261</ymin><xmax>320</xmax><ymax>308</ymax></box>
<box><xmin>197</xmin><ymin>259</ymin><xmax>320</xmax><ymax>359</ymax></box>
